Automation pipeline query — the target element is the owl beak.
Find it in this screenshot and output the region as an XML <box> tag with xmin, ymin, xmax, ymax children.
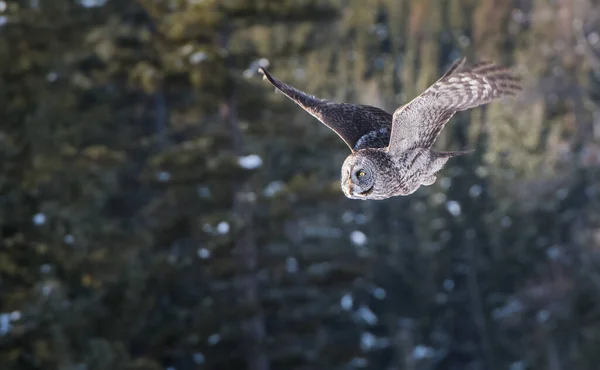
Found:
<box><xmin>347</xmin><ymin>177</ymin><xmax>353</xmax><ymax>195</ymax></box>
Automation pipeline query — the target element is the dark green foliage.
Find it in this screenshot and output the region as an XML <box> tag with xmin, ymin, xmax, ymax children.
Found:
<box><xmin>2</xmin><ymin>0</ymin><xmax>600</xmax><ymax>370</ymax></box>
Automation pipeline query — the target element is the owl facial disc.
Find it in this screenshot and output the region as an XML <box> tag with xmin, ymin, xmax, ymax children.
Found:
<box><xmin>341</xmin><ymin>154</ymin><xmax>376</xmax><ymax>199</ymax></box>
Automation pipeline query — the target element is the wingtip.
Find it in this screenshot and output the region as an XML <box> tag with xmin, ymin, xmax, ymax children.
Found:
<box><xmin>258</xmin><ymin>67</ymin><xmax>268</xmax><ymax>81</ymax></box>
<box><xmin>440</xmin><ymin>56</ymin><xmax>468</xmax><ymax>79</ymax></box>
<box><xmin>469</xmin><ymin>61</ymin><xmax>524</xmax><ymax>95</ymax></box>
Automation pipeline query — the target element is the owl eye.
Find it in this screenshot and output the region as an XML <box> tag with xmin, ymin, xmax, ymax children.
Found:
<box><xmin>357</xmin><ymin>170</ymin><xmax>366</xmax><ymax>177</ymax></box>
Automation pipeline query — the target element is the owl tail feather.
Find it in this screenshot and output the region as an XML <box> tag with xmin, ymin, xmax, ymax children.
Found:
<box><xmin>431</xmin><ymin>149</ymin><xmax>473</xmax><ymax>173</ymax></box>
<box><xmin>434</xmin><ymin>149</ymin><xmax>474</xmax><ymax>158</ymax></box>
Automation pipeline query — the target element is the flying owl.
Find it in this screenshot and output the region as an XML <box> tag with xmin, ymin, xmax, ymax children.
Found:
<box><xmin>259</xmin><ymin>57</ymin><xmax>521</xmax><ymax>200</ymax></box>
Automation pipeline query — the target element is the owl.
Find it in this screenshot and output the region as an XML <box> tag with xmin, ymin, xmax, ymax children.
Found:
<box><xmin>259</xmin><ymin>57</ymin><xmax>521</xmax><ymax>200</ymax></box>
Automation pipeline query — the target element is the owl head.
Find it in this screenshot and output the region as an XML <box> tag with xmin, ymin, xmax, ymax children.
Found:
<box><xmin>341</xmin><ymin>149</ymin><xmax>391</xmax><ymax>200</ymax></box>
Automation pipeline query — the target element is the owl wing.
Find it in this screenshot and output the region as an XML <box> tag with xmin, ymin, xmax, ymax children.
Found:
<box><xmin>259</xmin><ymin>67</ymin><xmax>392</xmax><ymax>151</ymax></box>
<box><xmin>387</xmin><ymin>57</ymin><xmax>522</xmax><ymax>155</ymax></box>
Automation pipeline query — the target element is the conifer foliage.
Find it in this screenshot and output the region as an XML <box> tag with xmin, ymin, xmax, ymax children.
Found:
<box><xmin>1</xmin><ymin>1</ymin><xmax>600</xmax><ymax>370</ymax></box>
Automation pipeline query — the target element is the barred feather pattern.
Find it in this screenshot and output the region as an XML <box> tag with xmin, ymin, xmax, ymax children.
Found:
<box><xmin>430</xmin><ymin>61</ymin><xmax>522</xmax><ymax>109</ymax></box>
<box><xmin>388</xmin><ymin>58</ymin><xmax>522</xmax><ymax>154</ymax></box>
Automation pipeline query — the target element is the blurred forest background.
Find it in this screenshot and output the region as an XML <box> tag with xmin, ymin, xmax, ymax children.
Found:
<box><xmin>1</xmin><ymin>0</ymin><xmax>600</xmax><ymax>369</ymax></box>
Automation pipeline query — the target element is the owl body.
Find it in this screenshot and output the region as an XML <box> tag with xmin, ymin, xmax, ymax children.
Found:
<box><xmin>260</xmin><ymin>58</ymin><xmax>521</xmax><ymax>200</ymax></box>
<box><xmin>341</xmin><ymin>147</ymin><xmax>450</xmax><ymax>200</ymax></box>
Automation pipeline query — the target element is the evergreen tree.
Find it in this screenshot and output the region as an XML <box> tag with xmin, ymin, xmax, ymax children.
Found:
<box><xmin>1</xmin><ymin>1</ymin><xmax>600</xmax><ymax>370</ymax></box>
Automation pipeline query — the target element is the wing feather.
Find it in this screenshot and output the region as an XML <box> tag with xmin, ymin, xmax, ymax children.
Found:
<box><xmin>259</xmin><ymin>67</ymin><xmax>392</xmax><ymax>151</ymax></box>
<box><xmin>387</xmin><ymin>58</ymin><xmax>522</xmax><ymax>155</ymax></box>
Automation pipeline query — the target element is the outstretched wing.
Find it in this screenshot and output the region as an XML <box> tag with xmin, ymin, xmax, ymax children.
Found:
<box><xmin>259</xmin><ymin>67</ymin><xmax>392</xmax><ymax>151</ymax></box>
<box><xmin>387</xmin><ymin>57</ymin><xmax>522</xmax><ymax>155</ymax></box>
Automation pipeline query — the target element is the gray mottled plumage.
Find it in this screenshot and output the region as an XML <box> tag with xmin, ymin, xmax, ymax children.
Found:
<box><xmin>259</xmin><ymin>57</ymin><xmax>521</xmax><ymax>200</ymax></box>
